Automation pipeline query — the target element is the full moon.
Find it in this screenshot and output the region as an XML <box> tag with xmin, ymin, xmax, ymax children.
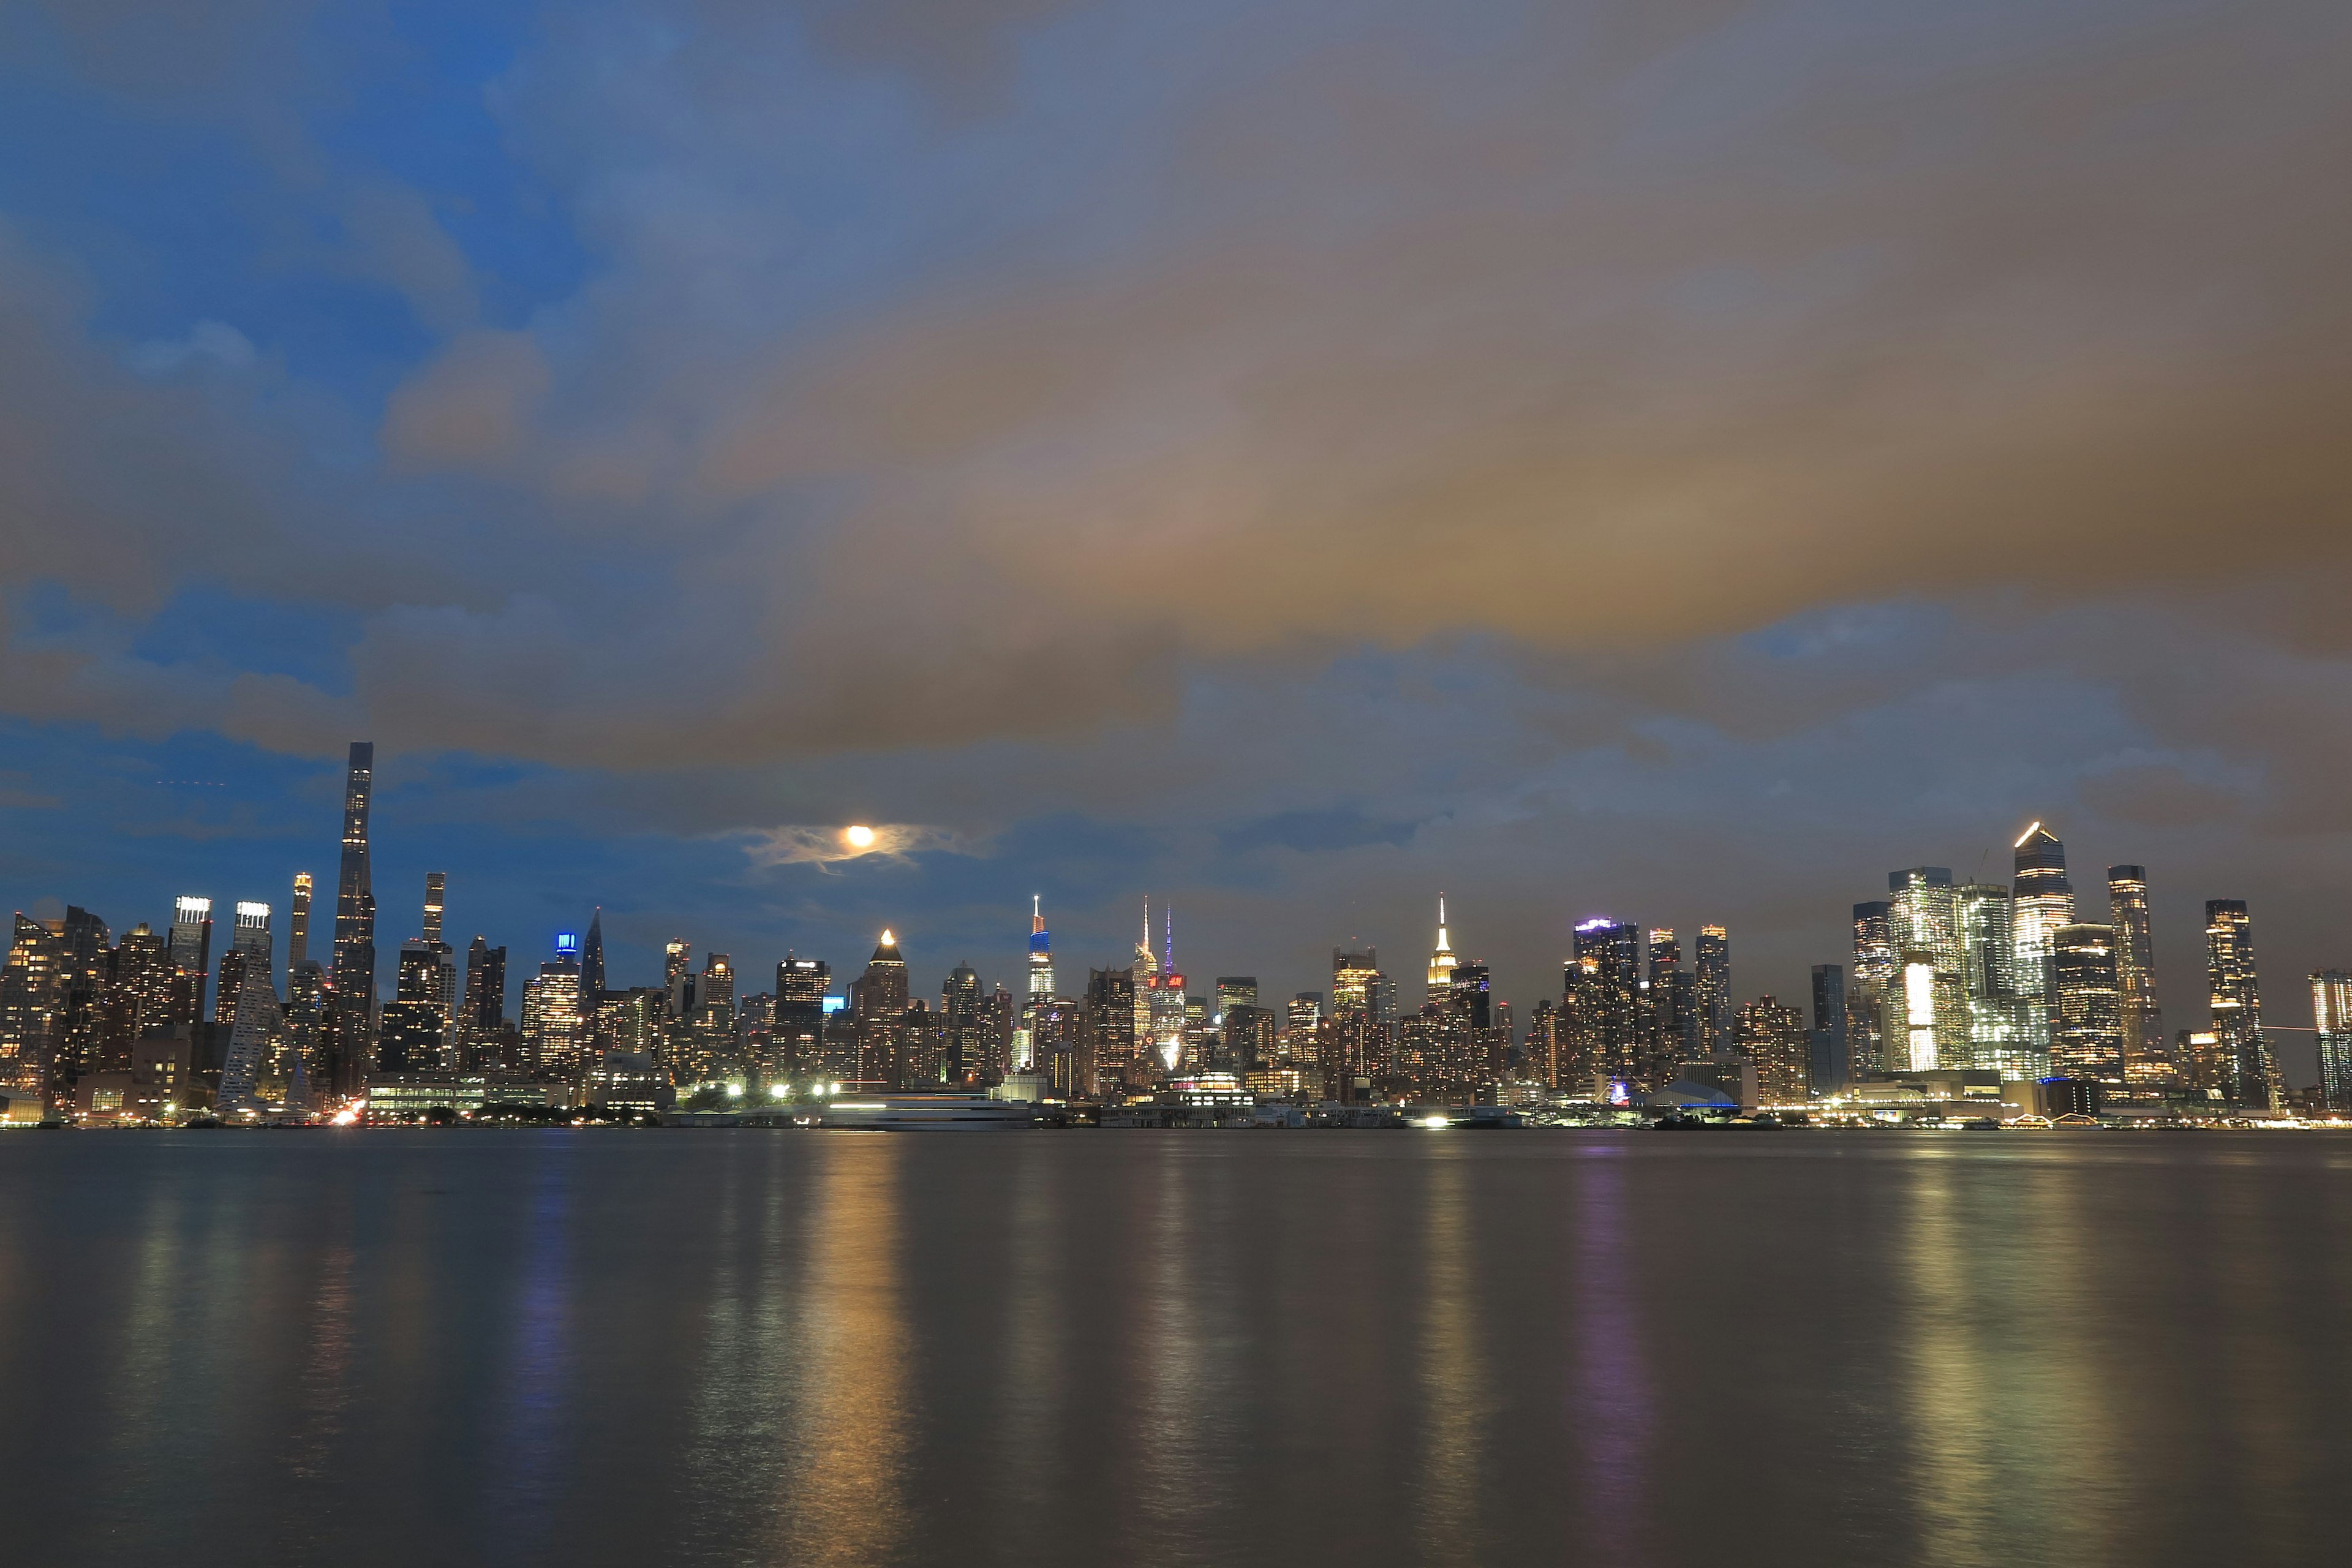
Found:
<box><xmin>844</xmin><ymin>824</ymin><xmax>876</xmax><ymax>848</ymax></box>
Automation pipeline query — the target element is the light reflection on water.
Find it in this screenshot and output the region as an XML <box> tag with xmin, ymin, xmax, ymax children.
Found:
<box><xmin>1</xmin><ymin>1132</ymin><xmax>2348</xmax><ymax>1567</ymax></box>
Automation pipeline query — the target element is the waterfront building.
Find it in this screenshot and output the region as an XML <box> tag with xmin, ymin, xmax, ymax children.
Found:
<box><xmin>2311</xmin><ymin>970</ymin><xmax>2352</xmax><ymax>1110</ymax></box>
<box><xmin>2051</xmin><ymin>924</ymin><xmax>2124</xmax><ymax>1088</ymax></box>
<box><xmin>1809</xmin><ymin>963</ymin><xmax>1848</xmax><ymax>1094</ymax></box>
<box><xmin>211</xmin><ymin>902</ymin><xmax>273</xmax><ymax>1027</ymax></box>
<box><xmin>775</xmin><ymin>953</ymin><xmax>829</xmax><ymax>1079</ymax></box>
<box><xmin>1735</xmin><ymin>997</ymin><xmax>1810</xmax><ymax>1106</ymax></box>
<box><xmin>2206</xmin><ymin>900</ymin><xmax>2278</xmax><ymax>1108</ymax></box>
<box><xmin>1955</xmin><ymin>881</ymin><xmax>2037</xmax><ymax>1078</ymax></box>
<box><xmin>1562</xmin><ymin>919</ymin><xmax>1644</xmax><ymax>1088</ymax></box>
<box><xmin>2108</xmin><ymin>866</ymin><xmax>2169</xmax><ymax>1088</ymax></box>
<box><xmin>2011</xmin><ymin>823</ymin><xmax>2075</xmax><ymax>1057</ymax></box>
<box><xmin>461</xmin><ymin>937</ymin><xmax>507</xmax><ymax>1042</ymax></box>
<box><xmin>167</xmin><ymin>895</ymin><xmax>213</xmax><ymax>1025</ymax></box>
<box><xmin>942</xmin><ymin>962</ymin><xmax>985</xmax><ymax>1082</ymax></box>
<box><xmin>1888</xmin><ymin>868</ymin><xmax>1966</xmax><ymax>1071</ymax></box>
<box><xmin>328</xmin><ymin>742</ymin><xmax>378</xmax><ymax>1090</ymax></box>
<box><xmin>520</xmin><ymin>938</ymin><xmax>584</xmax><ymax>1077</ymax></box>
<box><xmin>1082</xmin><ymin>967</ymin><xmax>1137</xmax><ymax>1098</ymax></box>
<box><xmin>99</xmin><ymin>922</ymin><xmax>171</xmax><ymax>1072</ymax></box>
<box><xmin>2176</xmin><ymin>1028</ymin><xmax>2229</xmax><ymax>1096</ymax></box>
<box><xmin>1849</xmin><ymin>900</ymin><xmax>1894</xmax><ymax>1076</ymax></box>
<box><xmin>1694</xmin><ymin>925</ymin><xmax>1730</xmax><ymax>1053</ymax></box>
<box><xmin>1646</xmin><ymin>928</ymin><xmax>1695</xmax><ymax>1066</ymax></box>
<box><xmin>0</xmin><ymin>914</ymin><xmax>64</xmax><ymax>1091</ymax></box>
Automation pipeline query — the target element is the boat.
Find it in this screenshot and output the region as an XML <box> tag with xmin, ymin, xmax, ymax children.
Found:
<box><xmin>808</xmin><ymin>1091</ymin><xmax>1036</xmax><ymax>1129</ymax></box>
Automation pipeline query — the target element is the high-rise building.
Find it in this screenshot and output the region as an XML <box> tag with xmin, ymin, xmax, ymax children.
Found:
<box><xmin>942</xmin><ymin>962</ymin><xmax>984</xmax><ymax>1082</ymax></box>
<box><xmin>1151</xmin><ymin>907</ymin><xmax>1188</xmax><ymax>1073</ymax></box>
<box><xmin>462</xmin><ymin>937</ymin><xmax>507</xmax><ymax>1033</ymax></box>
<box><xmin>382</xmin><ymin>938</ymin><xmax>453</xmax><ymax>1073</ymax></box>
<box><xmin>1888</xmin><ymin>868</ymin><xmax>1965</xmax><ymax>1072</ymax></box>
<box><xmin>99</xmin><ymin>922</ymin><xmax>171</xmax><ymax>1072</ymax></box>
<box><xmin>1561</xmin><ymin>919</ymin><xmax>1643</xmax><ymax>1089</ymax></box>
<box><xmin>1735</xmin><ymin>997</ymin><xmax>1810</xmax><ymax>1106</ymax></box>
<box><xmin>1849</xmin><ymin>901</ymin><xmax>1894</xmax><ymax>1077</ymax></box>
<box><xmin>2310</xmin><ymin>970</ymin><xmax>2352</xmax><ymax>1110</ymax></box>
<box><xmin>1954</xmin><ymin>881</ymin><xmax>2037</xmax><ymax>1079</ymax></box>
<box><xmin>213</xmin><ymin>902</ymin><xmax>273</xmax><ymax>1027</ymax></box>
<box><xmin>519</xmin><ymin>936</ymin><xmax>584</xmax><ymax>1079</ymax></box>
<box><xmin>421</xmin><ymin>873</ymin><xmax>445</xmax><ymax>946</ymax></box>
<box><xmin>1129</xmin><ymin>899</ymin><xmax>1161</xmax><ymax>1075</ymax></box>
<box><xmin>1014</xmin><ymin>896</ymin><xmax>1055</xmax><ymax>1071</ymax></box>
<box><xmin>2051</xmin><ymin>924</ymin><xmax>2124</xmax><ymax>1087</ymax></box>
<box><xmin>2206</xmin><ymin>900</ymin><xmax>2277</xmax><ymax>1109</ymax></box>
<box><xmin>2011</xmin><ymin>823</ymin><xmax>2075</xmax><ymax>1056</ymax></box>
<box><xmin>1694</xmin><ymin>925</ymin><xmax>1730</xmax><ymax>1053</ymax></box>
<box><xmin>701</xmin><ymin>953</ymin><xmax>736</xmax><ymax>1019</ymax></box>
<box><xmin>1082</xmin><ymin>967</ymin><xmax>1137</xmax><ymax>1099</ymax></box>
<box><xmin>328</xmin><ymin>742</ymin><xmax>378</xmax><ymax>1090</ymax></box>
<box><xmin>2106</xmin><ymin>866</ymin><xmax>2167</xmax><ymax>1088</ymax></box>
<box><xmin>775</xmin><ymin>954</ymin><xmax>830</xmax><ymax>1080</ymax></box>
<box><xmin>1448</xmin><ymin>959</ymin><xmax>1493</xmax><ymax>1031</ymax></box>
<box><xmin>287</xmin><ymin>872</ymin><xmax>312</xmax><ymax>973</ymax></box>
<box><xmin>167</xmin><ymin>895</ymin><xmax>214</xmax><ymax>1025</ymax></box>
<box><xmin>579</xmin><ymin>907</ymin><xmax>605</xmax><ymax>999</ymax></box>
<box><xmin>1646</xmin><ymin>928</ymin><xmax>1695</xmax><ymax>1066</ymax></box>
<box><xmin>1426</xmin><ymin>894</ymin><xmax>1457</xmax><ymax>1006</ymax></box>
<box><xmin>1809</xmin><ymin>964</ymin><xmax>1849</xmax><ymax>1095</ymax></box>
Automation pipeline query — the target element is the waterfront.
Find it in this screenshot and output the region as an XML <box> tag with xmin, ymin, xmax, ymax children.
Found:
<box><xmin>2</xmin><ymin>1132</ymin><xmax>2347</xmax><ymax>1567</ymax></box>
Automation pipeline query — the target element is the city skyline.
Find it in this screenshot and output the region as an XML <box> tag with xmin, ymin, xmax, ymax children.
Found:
<box><xmin>4</xmin><ymin>2</ymin><xmax>2352</xmax><ymax>1096</ymax></box>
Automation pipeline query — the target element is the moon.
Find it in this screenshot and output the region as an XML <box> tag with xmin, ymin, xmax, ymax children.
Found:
<box><xmin>844</xmin><ymin>824</ymin><xmax>876</xmax><ymax>849</ymax></box>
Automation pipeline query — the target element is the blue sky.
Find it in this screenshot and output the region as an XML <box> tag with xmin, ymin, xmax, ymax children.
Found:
<box><xmin>3</xmin><ymin>1</ymin><xmax>2350</xmax><ymax>1075</ymax></box>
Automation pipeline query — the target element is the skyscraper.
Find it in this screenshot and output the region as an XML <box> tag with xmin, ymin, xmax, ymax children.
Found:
<box><xmin>2107</xmin><ymin>865</ymin><xmax>2166</xmax><ymax>1087</ymax></box>
<box><xmin>941</xmin><ymin>962</ymin><xmax>984</xmax><ymax>1082</ymax></box>
<box><xmin>2011</xmin><ymin>822</ymin><xmax>2075</xmax><ymax>1055</ymax></box>
<box><xmin>1955</xmin><ymin>881</ymin><xmax>2035</xmax><ymax>1078</ymax></box>
<box><xmin>462</xmin><ymin>936</ymin><xmax>507</xmax><ymax>1033</ymax></box>
<box><xmin>775</xmin><ymin>953</ymin><xmax>830</xmax><ymax>1079</ymax></box>
<box><xmin>213</xmin><ymin>902</ymin><xmax>273</xmax><ymax>1027</ymax></box>
<box><xmin>421</xmin><ymin>872</ymin><xmax>445</xmax><ymax>946</ymax></box>
<box><xmin>287</xmin><ymin>872</ymin><xmax>312</xmax><ymax>973</ymax></box>
<box><xmin>1152</xmin><ymin>905</ymin><xmax>1187</xmax><ymax>1072</ymax></box>
<box><xmin>1735</xmin><ymin>997</ymin><xmax>1810</xmax><ymax>1106</ymax></box>
<box><xmin>2206</xmin><ymin>900</ymin><xmax>2277</xmax><ymax>1109</ymax></box>
<box><xmin>1694</xmin><ymin>925</ymin><xmax>1730</xmax><ymax>1053</ymax></box>
<box><xmin>1130</xmin><ymin>899</ymin><xmax>1160</xmax><ymax>1076</ymax></box>
<box><xmin>167</xmin><ymin>895</ymin><xmax>213</xmax><ymax>1025</ymax></box>
<box><xmin>328</xmin><ymin>742</ymin><xmax>377</xmax><ymax>1089</ymax></box>
<box><xmin>1646</xmin><ymin>928</ymin><xmax>1695</xmax><ymax>1066</ymax></box>
<box><xmin>519</xmin><ymin>936</ymin><xmax>583</xmax><ymax>1078</ymax></box>
<box><xmin>1849</xmin><ymin>901</ymin><xmax>1894</xmax><ymax>1077</ymax></box>
<box><xmin>1888</xmin><ymin>868</ymin><xmax>1965</xmax><ymax>1072</ymax></box>
<box><xmin>1427</xmin><ymin>894</ymin><xmax>1457</xmax><ymax>1006</ymax></box>
<box><xmin>1016</xmin><ymin>896</ymin><xmax>1055</xmax><ymax>1071</ymax></box>
<box><xmin>1809</xmin><ymin>963</ymin><xmax>1849</xmax><ymax>1095</ymax></box>
<box><xmin>2051</xmin><ymin>924</ymin><xmax>2124</xmax><ymax>1087</ymax></box>
<box><xmin>2311</xmin><ymin>970</ymin><xmax>2352</xmax><ymax>1110</ymax></box>
<box><xmin>1561</xmin><ymin>919</ymin><xmax>1643</xmax><ymax>1089</ymax></box>
<box><xmin>579</xmin><ymin>907</ymin><xmax>605</xmax><ymax>999</ymax></box>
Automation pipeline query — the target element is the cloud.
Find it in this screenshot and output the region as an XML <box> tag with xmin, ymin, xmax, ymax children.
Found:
<box><xmin>742</xmin><ymin>821</ymin><xmax>982</xmax><ymax>869</ymax></box>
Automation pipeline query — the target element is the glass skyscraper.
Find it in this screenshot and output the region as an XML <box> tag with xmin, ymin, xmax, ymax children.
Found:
<box><xmin>2206</xmin><ymin>900</ymin><xmax>2277</xmax><ymax>1109</ymax></box>
<box><xmin>2011</xmin><ymin>823</ymin><xmax>2075</xmax><ymax>1058</ymax></box>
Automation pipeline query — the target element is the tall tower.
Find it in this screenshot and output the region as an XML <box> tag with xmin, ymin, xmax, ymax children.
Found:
<box><xmin>213</xmin><ymin>902</ymin><xmax>274</xmax><ymax>1025</ymax></box>
<box><xmin>2205</xmin><ymin>900</ymin><xmax>2276</xmax><ymax>1109</ymax></box>
<box><xmin>1427</xmin><ymin>895</ymin><xmax>1457</xmax><ymax>1006</ymax></box>
<box><xmin>2051</xmin><ymin>924</ymin><xmax>2123</xmax><ymax>1087</ymax></box>
<box><xmin>1129</xmin><ymin>897</ymin><xmax>1159</xmax><ymax>1077</ymax></box>
<box><xmin>2011</xmin><ymin>822</ymin><xmax>2075</xmax><ymax>1053</ymax></box>
<box><xmin>2107</xmin><ymin>866</ymin><xmax>2165</xmax><ymax>1085</ymax></box>
<box><xmin>167</xmin><ymin>896</ymin><xmax>214</xmax><ymax>1025</ymax></box>
<box><xmin>287</xmin><ymin>872</ymin><xmax>313</xmax><ymax>973</ymax></box>
<box><xmin>1888</xmin><ymin>868</ymin><xmax>1966</xmax><ymax>1072</ymax></box>
<box><xmin>1849</xmin><ymin>902</ymin><xmax>1894</xmax><ymax>1076</ymax></box>
<box><xmin>1693</xmin><ymin>925</ymin><xmax>1730</xmax><ymax>1054</ymax></box>
<box><xmin>328</xmin><ymin>742</ymin><xmax>378</xmax><ymax>1081</ymax></box>
<box><xmin>1015</xmin><ymin>897</ymin><xmax>1055</xmax><ymax>1072</ymax></box>
<box><xmin>2311</xmin><ymin>970</ymin><xmax>2352</xmax><ymax>1111</ymax></box>
<box><xmin>421</xmin><ymin>872</ymin><xmax>445</xmax><ymax>946</ymax></box>
<box><xmin>580</xmin><ymin>908</ymin><xmax>606</xmax><ymax>998</ymax></box>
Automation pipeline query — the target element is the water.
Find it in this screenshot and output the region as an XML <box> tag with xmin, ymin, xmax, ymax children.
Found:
<box><xmin>2</xmin><ymin>1129</ymin><xmax>2347</xmax><ymax>1567</ymax></box>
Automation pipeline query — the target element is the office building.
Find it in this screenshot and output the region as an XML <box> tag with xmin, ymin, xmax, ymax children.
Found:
<box><xmin>775</xmin><ymin>953</ymin><xmax>830</xmax><ymax>1079</ymax></box>
<box><xmin>1426</xmin><ymin>895</ymin><xmax>1457</xmax><ymax>1006</ymax></box>
<box><xmin>2108</xmin><ymin>866</ymin><xmax>2168</xmax><ymax>1088</ymax></box>
<box><xmin>1014</xmin><ymin>897</ymin><xmax>1054</xmax><ymax>1071</ymax></box>
<box><xmin>519</xmin><ymin>936</ymin><xmax>584</xmax><ymax>1077</ymax></box>
<box><xmin>1561</xmin><ymin>919</ymin><xmax>1643</xmax><ymax>1088</ymax></box>
<box><xmin>328</xmin><ymin>742</ymin><xmax>378</xmax><ymax>1086</ymax></box>
<box><xmin>167</xmin><ymin>895</ymin><xmax>213</xmax><ymax>1025</ymax></box>
<box><xmin>1735</xmin><ymin>997</ymin><xmax>1810</xmax><ymax>1106</ymax></box>
<box><xmin>2051</xmin><ymin>924</ymin><xmax>2124</xmax><ymax>1087</ymax></box>
<box><xmin>1887</xmin><ymin>868</ymin><xmax>1966</xmax><ymax>1072</ymax></box>
<box><xmin>2311</xmin><ymin>970</ymin><xmax>2352</xmax><ymax>1110</ymax></box>
<box><xmin>1809</xmin><ymin>963</ymin><xmax>1849</xmax><ymax>1095</ymax></box>
<box><xmin>1694</xmin><ymin>925</ymin><xmax>1730</xmax><ymax>1053</ymax></box>
<box><xmin>2011</xmin><ymin>823</ymin><xmax>2075</xmax><ymax>1055</ymax></box>
<box><xmin>942</xmin><ymin>962</ymin><xmax>985</xmax><ymax>1082</ymax></box>
<box><xmin>2206</xmin><ymin>900</ymin><xmax>2278</xmax><ymax>1109</ymax></box>
<box><xmin>209</xmin><ymin>902</ymin><xmax>273</xmax><ymax>1027</ymax></box>
<box><xmin>579</xmin><ymin>906</ymin><xmax>605</xmax><ymax>998</ymax></box>
<box><xmin>1955</xmin><ymin>881</ymin><xmax>2038</xmax><ymax>1079</ymax></box>
<box><xmin>1646</xmin><ymin>928</ymin><xmax>1695</xmax><ymax>1066</ymax></box>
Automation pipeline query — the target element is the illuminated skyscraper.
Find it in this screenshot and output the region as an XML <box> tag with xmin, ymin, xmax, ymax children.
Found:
<box><xmin>1888</xmin><ymin>868</ymin><xmax>1966</xmax><ymax>1071</ymax></box>
<box><xmin>1562</xmin><ymin>919</ymin><xmax>1643</xmax><ymax>1088</ymax></box>
<box><xmin>328</xmin><ymin>742</ymin><xmax>377</xmax><ymax>1089</ymax></box>
<box><xmin>578</xmin><ymin>906</ymin><xmax>605</xmax><ymax>999</ymax></box>
<box><xmin>462</xmin><ymin>936</ymin><xmax>506</xmax><ymax>1032</ymax></box>
<box><xmin>167</xmin><ymin>895</ymin><xmax>213</xmax><ymax>1025</ymax></box>
<box><xmin>2106</xmin><ymin>866</ymin><xmax>2166</xmax><ymax>1087</ymax></box>
<box><xmin>421</xmin><ymin>873</ymin><xmax>445</xmax><ymax>947</ymax></box>
<box><xmin>775</xmin><ymin>953</ymin><xmax>829</xmax><ymax>1079</ymax></box>
<box><xmin>942</xmin><ymin>962</ymin><xmax>984</xmax><ymax>1081</ymax></box>
<box><xmin>2010</xmin><ymin>823</ymin><xmax>2075</xmax><ymax>1055</ymax></box>
<box><xmin>2051</xmin><ymin>924</ymin><xmax>2123</xmax><ymax>1087</ymax></box>
<box><xmin>519</xmin><ymin>936</ymin><xmax>583</xmax><ymax>1077</ymax></box>
<box><xmin>213</xmin><ymin>902</ymin><xmax>273</xmax><ymax>1027</ymax></box>
<box><xmin>2310</xmin><ymin>970</ymin><xmax>2352</xmax><ymax>1110</ymax></box>
<box><xmin>287</xmin><ymin>872</ymin><xmax>312</xmax><ymax>973</ymax></box>
<box><xmin>701</xmin><ymin>953</ymin><xmax>735</xmax><ymax>1019</ymax></box>
<box><xmin>1955</xmin><ymin>881</ymin><xmax>2036</xmax><ymax>1078</ymax></box>
<box><xmin>1646</xmin><ymin>929</ymin><xmax>1695</xmax><ymax>1066</ymax></box>
<box><xmin>1151</xmin><ymin>906</ymin><xmax>1187</xmax><ymax>1072</ymax></box>
<box><xmin>2205</xmin><ymin>900</ymin><xmax>2277</xmax><ymax>1109</ymax></box>
<box><xmin>1129</xmin><ymin>899</ymin><xmax>1160</xmax><ymax>1076</ymax></box>
<box><xmin>1849</xmin><ymin>901</ymin><xmax>1893</xmax><ymax>1076</ymax></box>
<box><xmin>1694</xmin><ymin>925</ymin><xmax>1730</xmax><ymax>1053</ymax></box>
<box><xmin>1427</xmin><ymin>894</ymin><xmax>1457</xmax><ymax>1006</ymax></box>
<box><xmin>1735</xmin><ymin>997</ymin><xmax>1809</xmax><ymax>1106</ymax></box>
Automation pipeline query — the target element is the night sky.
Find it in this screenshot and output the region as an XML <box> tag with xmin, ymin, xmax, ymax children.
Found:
<box><xmin>2</xmin><ymin>2</ymin><xmax>2349</xmax><ymax>1078</ymax></box>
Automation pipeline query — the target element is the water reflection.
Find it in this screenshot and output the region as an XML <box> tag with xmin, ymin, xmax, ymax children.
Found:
<box><xmin>1415</xmin><ymin>1150</ymin><xmax>1483</xmax><ymax>1566</ymax></box>
<box><xmin>777</xmin><ymin>1135</ymin><xmax>911</xmax><ymax>1566</ymax></box>
<box><xmin>486</xmin><ymin>1150</ymin><xmax>575</xmax><ymax>1554</ymax></box>
<box><xmin>1569</xmin><ymin>1146</ymin><xmax>1652</xmax><ymax>1566</ymax></box>
<box><xmin>995</xmin><ymin>1138</ymin><xmax>1066</xmax><ymax>1529</ymax></box>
